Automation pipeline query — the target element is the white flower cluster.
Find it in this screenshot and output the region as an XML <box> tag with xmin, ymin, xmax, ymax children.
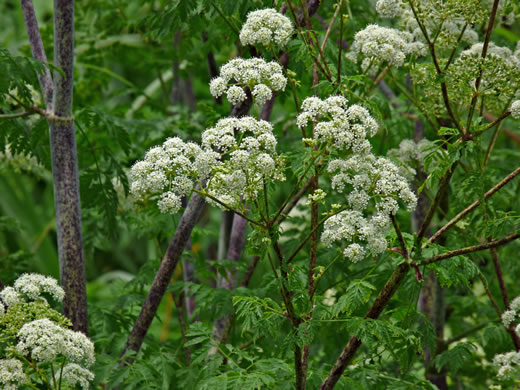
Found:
<box><xmin>239</xmin><ymin>8</ymin><xmax>293</xmax><ymax>48</ymax></box>
<box><xmin>297</xmin><ymin>96</ymin><xmax>379</xmax><ymax>154</ymax></box>
<box><xmin>494</xmin><ymin>351</ymin><xmax>520</xmax><ymax>380</ymax></box>
<box><xmin>210</xmin><ymin>58</ymin><xmax>287</xmax><ymax>106</ymax></box>
<box><xmin>16</xmin><ymin>318</ymin><xmax>95</xmax><ymax>366</ymax></box>
<box><xmin>387</xmin><ymin>138</ymin><xmax>433</xmax><ymax>179</ymax></box>
<box><xmin>323</xmin><ymin>155</ymin><xmax>417</xmax><ymax>261</ymax></box>
<box><xmin>130</xmin><ymin>117</ymin><xmax>284</xmax><ymax>213</ymax></box>
<box><xmin>0</xmin><ymin>144</ymin><xmax>46</xmax><ymax>177</ymax></box>
<box><xmin>61</xmin><ymin>363</ymin><xmax>96</xmax><ymax>390</ymax></box>
<box><xmin>375</xmin><ymin>0</ymin><xmax>404</xmax><ymax>18</ymax></box>
<box><xmin>298</xmin><ymin>96</ymin><xmax>416</xmax><ymax>262</ymax></box>
<box><xmin>4</xmin><ymin>84</ymin><xmax>42</xmax><ymax>106</ymax></box>
<box><xmin>346</xmin><ymin>24</ymin><xmax>426</xmax><ymax>70</ymax></box>
<box><xmin>511</xmin><ymin>100</ymin><xmax>520</xmax><ymax>119</ymax></box>
<box><xmin>0</xmin><ymin>359</ymin><xmax>27</xmax><ymax>390</ymax></box>
<box><xmin>450</xmin><ymin>42</ymin><xmax>520</xmax><ymax>111</ymax></box>
<box><xmin>130</xmin><ymin>137</ymin><xmax>209</xmax><ymax>214</ymax></box>
<box><xmin>0</xmin><ymin>287</ymin><xmax>22</xmax><ymax>307</ymax></box>
<box><xmin>501</xmin><ymin>296</ymin><xmax>520</xmax><ymax>328</ymax></box>
<box><xmin>0</xmin><ymin>273</ymin><xmax>64</xmax><ymax>308</ymax></box>
<box><xmin>14</xmin><ymin>273</ymin><xmax>65</xmax><ymax>302</ymax></box>
<box><xmin>202</xmin><ymin>117</ymin><xmax>284</xmax><ymax>209</ymax></box>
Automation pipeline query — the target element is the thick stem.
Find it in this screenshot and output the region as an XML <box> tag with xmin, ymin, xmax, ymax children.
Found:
<box><xmin>49</xmin><ymin>0</ymin><xmax>88</xmax><ymax>334</ymax></box>
<box><xmin>121</xmin><ymin>192</ymin><xmax>206</xmax><ymax>360</ymax></box>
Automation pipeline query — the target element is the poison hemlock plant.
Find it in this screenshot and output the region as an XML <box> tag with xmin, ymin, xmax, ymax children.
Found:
<box><xmin>1</xmin><ymin>0</ymin><xmax>520</xmax><ymax>389</ymax></box>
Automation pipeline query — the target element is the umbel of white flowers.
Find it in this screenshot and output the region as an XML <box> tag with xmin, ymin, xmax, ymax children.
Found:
<box><xmin>297</xmin><ymin>96</ymin><xmax>417</xmax><ymax>262</ymax></box>
<box><xmin>239</xmin><ymin>8</ymin><xmax>294</xmax><ymax>48</ymax></box>
<box><xmin>209</xmin><ymin>57</ymin><xmax>287</xmax><ymax>106</ymax></box>
<box><xmin>346</xmin><ymin>24</ymin><xmax>426</xmax><ymax>70</ymax></box>
<box><xmin>130</xmin><ymin>116</ymin><xmax>284</xmax><ymax>214</ymax></box>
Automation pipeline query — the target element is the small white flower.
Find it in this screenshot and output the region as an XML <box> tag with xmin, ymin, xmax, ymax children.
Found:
<box><xmin>16</xmin><ymin>319</ymin><xmax>95</xmax><ymax>367</ymax></box>
<box><xmin>502</xmin><ymin>309</ymin><xmax>516</xmax><ymax>328</ymax></box>
<box><xmin>298</xmin><ymin>95</ymin><xmax>379</xmax><ymax>153</ymax></box>
<box><xmin>61</xmin><ymin>364</ymin><xmax>95</xmax><ymax>390</ymax></box>
<box><xmin>0</xmin><ymin>287</ymin><xmax>23</xmax><ymax>307</ymax></box>
<box><xmin>511</xmin><ymin>100</ymin><xmax>520</xmax><ymax>119</ymax></box>
<box><xmin>209</xmin><ymin>57</ymin><xmax>287</xmax><ymax>106</ymax></box>
<box><xmin>240</xmin><ymin>8</ymin><xmax>294</xmax><ymax>47</ymax></box>
<box><xmin>252</xmin><ymin>83</ymin><xmax>273</xmax><ymax>105</ymax></box>
<box><xmin>322</xmin><ymin>288</ymin><xmax>337</xmax><ymax>306</ymax></box>
<box><xmin>375</xmin><ymin>0</ymin><xmax>404</xmax><ymax>18</ymax></box>
<box><xmin>14</xmin><ymin>273</ymin><xmax>65</xmax><ymax>302</ymax></box>
<box><xmin>347</xmin><ymin>24</ymin><xmax>425</xmax><ymax>69</ymax></box>
<box><xmin>227</xmin><ymin>85</ymin><xmax>247</xmax><ymax>105</ymax></box>
<box><xmin>0</xmin><ymin>359</ymin><xmax>27</xmax><ymax>389</ymax></box>
<box><xmin>343</xmin><ymin>243</ymin><xmax>365</xmax><ymax>263</ymax></box>
<box><xmin>157</xmin><ymin>192</ymin><xmax>182</xmax><ymax>214</ymax></box>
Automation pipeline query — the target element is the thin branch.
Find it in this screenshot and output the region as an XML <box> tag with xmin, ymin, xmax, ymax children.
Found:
<box><xmin>465</xmin><ymin>0</ymin><xmax>501</xmax><ymax>132</ymax></box>
<box><xmin>427</xmin><ymin>167</ymin><xmax>520</xmax><ymax>245</ymax></box>
<box><xmin>445</xmin><ymin>321</ymin><xmax>489</xmax><ymax>345</ymax></box>
<box><xmin>473</xmin><ymin>110</ymin><xmax>511</xmax><ymax>138</ymax></box>
<box><xmin>443</xmin><ymin>23</ymin><xmax>468</xmax><ymax>71</ymax></box>
<box><xmin>489</xmin><ymin>243</ymin><xmax>509</xmax><ymax>308</ymax></box>
<box><xmin>391</xmin><ymin>214</ymin><xmax>409</xmax><ymax>260</ymax></box>
<box><xmin>408</xmin><ymin>0</ymin><xmax>467</xmax><ymax>138</ymax></box>
<box><xmin>417</xmin><ymin>161</ymin><xmax>458</xmax><ymax>242</ymax></box>
<box><xmin>19</xmin><ymin>0</ymin><xmax>54</xmax><ymax>105</ymax></box>
<box><xmin>0</xmin><ymin>111</ymin><xmax>33</xmax><ymax>119</ymax></box>
<box><xmin>320</xmin><ymin>0</ymin><xmax>343</xmax><ymax>52</ymax></box>
<box><xmin>420</xmin><ymin>233</ymin><xmax>519</xmax><ymax>266</ymax></box>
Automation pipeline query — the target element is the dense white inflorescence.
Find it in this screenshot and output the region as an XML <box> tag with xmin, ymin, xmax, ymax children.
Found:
<box><xmin>346</xmin><ymin>24</ymin><xmax>426</xmax><ymax>70</ymax></box>
<box><xmin>130</xmin><ymin>137</ymin><xmax>209</xmax><ymax>214</ymax></box>
<box><xmin>387</xmin><ymin>138</ymin><xmax>433</xmax><ymax>178</ymax></box>
<box><xmin>375</xmin><ymin>0</ymin><xmax>404</xmax><ymax>18</ymax></box>
<box><xmin>322</xmin><ymin>154</ymin><xmax>417</xmax><ymax>261</ymax></box>
<box><xmin>202</xmin><ymin>117</ymin><xmax>284</xmax><ymax>209</ymax></box>
<box><xmin>298</xmin><ymin>96</ymin><xmax>417</xmax><ymax>262</ymax></box>
<box><xmin>16</xmin><ymin>318</ymin><xmax>95</xmax><ymax>367</ymax></box>
<box><xmin>452</xmin><ymin>42</ymin><xmax>520</xmax><ymax>112</ymax></box>
<box><xmin>0</xmin><ymin>144</ymin><xmax>45</xmax><ymax>177</ymax></box>
<box><xmin>511</xmin><ymin>100</ymin><xmax>520</xmax><ymax>119</ymax></box>
<box><xmin>501</xmin><ymin>296</ymin><xmax>520</xmax><ymax>328</ymax></box>
<box><xmin>14</xmin><ymin>273</ymin><xmax>65</xmax><ymax>302</ymax></box>
<box><xmin>0</xmin><ymin>359</ymin><xmax>27</xmax><ymax>390</ymax></box>
<box><xmin>297</xmin><ymin>95</ymin><xmax>378</xmax><ymax>154</ymax></box>
<box><xmin>0</xmin><ymin>286</ymin><xmax>22</xmax><ymax>307</ymax></box>
<box><xmin>239</xmin><ymin>8</ymin><xmax>293</xmax><ymax>48</ymax></box>
<box><xmin>61</xmin><ymin>363</ymin><xmax>95</xmax><ymax>390</ymax></box>
<box><xmin>494</xmin><ymin>351</ymin><xmax>520</xmax><ymax>379</ymax></box>
<box><xmin>209</xmin><ymin>58</ymin><xmax>287</xmax><ymax>106</ymax></box>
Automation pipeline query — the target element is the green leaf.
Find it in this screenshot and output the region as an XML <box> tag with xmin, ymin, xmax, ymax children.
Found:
<box><xmin>432</xmin><ymin>342</ymin><xmax>476</xmax><ymax>373</ymax></box>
